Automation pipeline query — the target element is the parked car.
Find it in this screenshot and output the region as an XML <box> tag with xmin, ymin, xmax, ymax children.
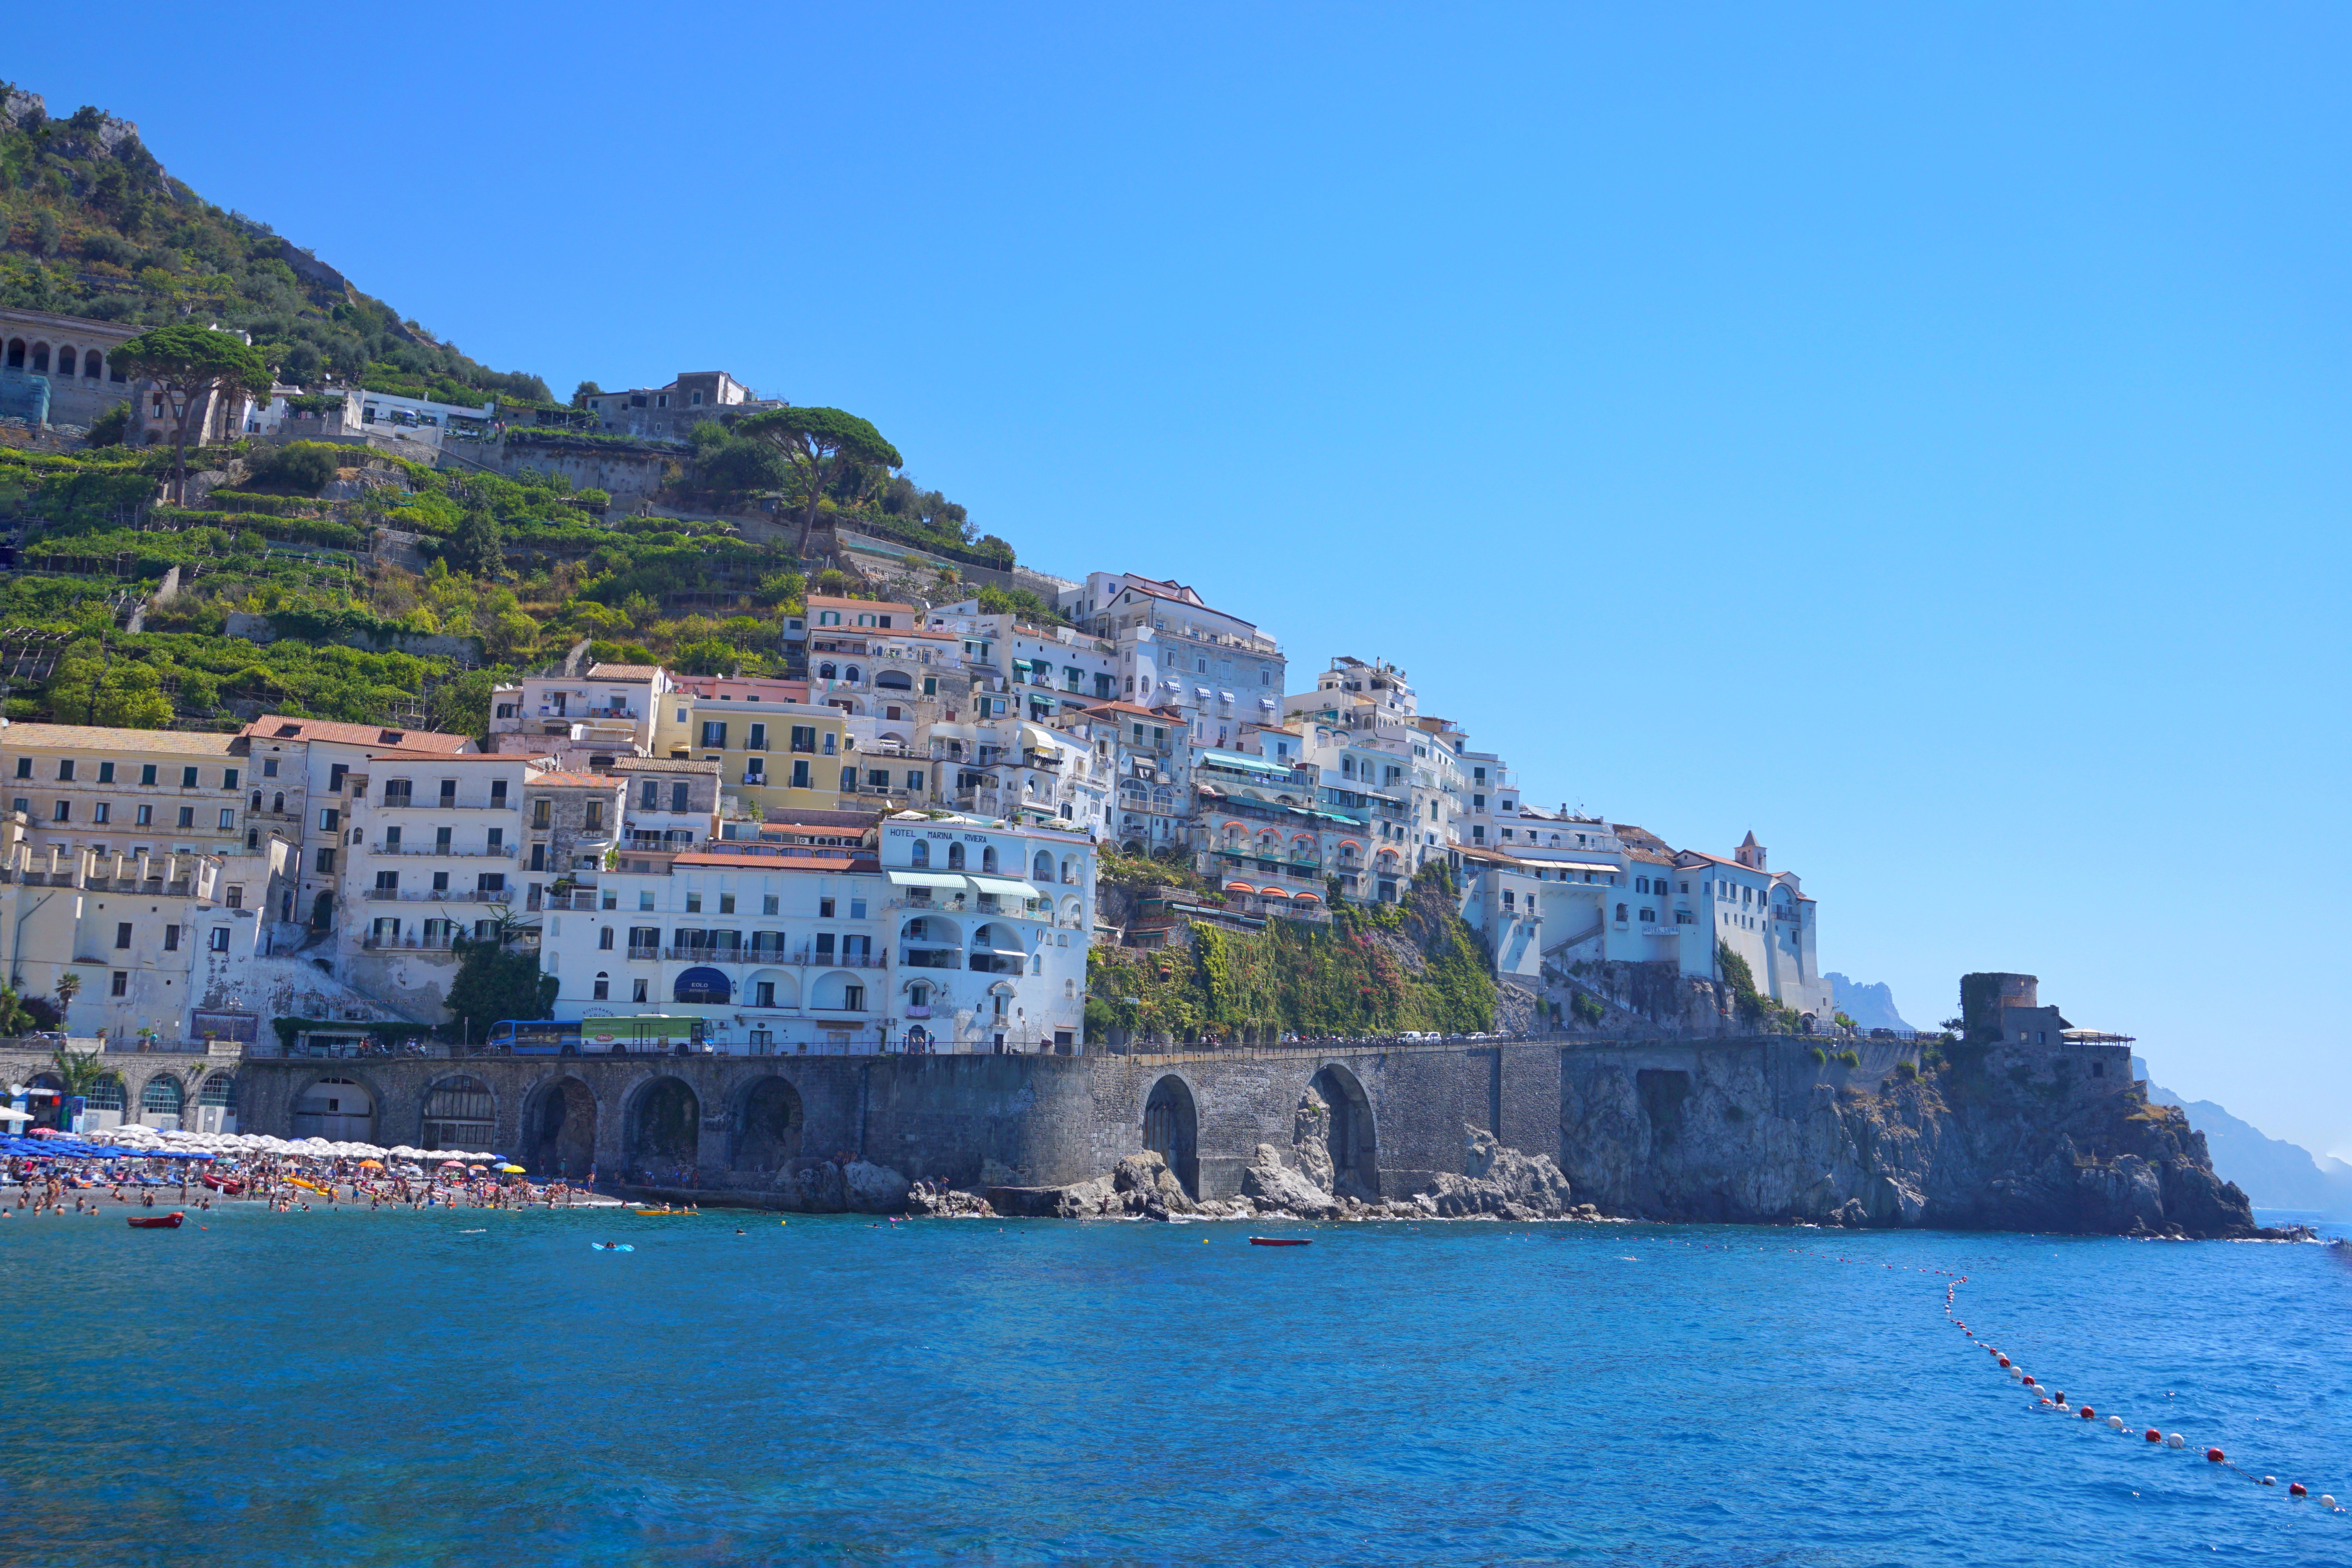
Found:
<box><xmin>1868</xmin><ymin>1027</ymin><xmax>1898</xmax><ymax>1040</ymax></box>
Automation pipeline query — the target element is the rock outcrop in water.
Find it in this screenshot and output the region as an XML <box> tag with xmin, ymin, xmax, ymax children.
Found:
<box><xmin>1557</xmin><ymin>1048</ymin><xmax>2268</xmax><ymax>1238</ymax></box>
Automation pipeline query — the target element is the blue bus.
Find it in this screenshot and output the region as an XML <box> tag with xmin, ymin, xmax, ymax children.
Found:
<box><xmin>490</xmin><ymin>1016</ymin><xmax>710</xmax><ymax>1055</ymax></box>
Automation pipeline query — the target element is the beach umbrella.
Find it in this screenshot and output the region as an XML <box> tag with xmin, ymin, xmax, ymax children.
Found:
<box><xmin>497</xmin><ymin>1164</ymin><xmax>524</xmax><ymax>1174</ymax></box>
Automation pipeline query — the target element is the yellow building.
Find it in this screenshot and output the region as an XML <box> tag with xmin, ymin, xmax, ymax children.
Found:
<box><xmin>0</xmin><ymin>724</ymin><xmax>250</xmax><ymax>862</ymax></box>
<box><xmin>652</xmin><ymin>677</ymin><xmax>918</xmax><ymax>818</ymax></box>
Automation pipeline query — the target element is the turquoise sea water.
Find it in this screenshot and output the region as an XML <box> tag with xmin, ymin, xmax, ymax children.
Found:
<box><xmin>3</xmin><ymin>1206</ymin><xmax>2349</xmax><ymax>1567</ymax></box>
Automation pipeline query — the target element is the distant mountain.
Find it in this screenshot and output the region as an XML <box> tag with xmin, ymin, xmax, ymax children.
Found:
<box><xmin>1828</xmin><ymin>974</ymin><xmax>1913</xmax><ymax>1032</ymax></box>
<box><xmin>2136</xmin><ymin>1058</ymin><xmax>2352</xmax><ymax>1216</ymax></box>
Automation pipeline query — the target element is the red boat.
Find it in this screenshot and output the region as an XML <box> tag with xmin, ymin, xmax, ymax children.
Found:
<box><xmin>200</xmin><ymin>1174</ymin><xmax>244</xmax><ymax>1196</ymax></box>
<box><xmin>126</xmin><ymin>1212</ymin><xmax>184</xmax><ymax>1230</ymax></box>
<box><xmin>1247</xmin><ymin>1236</ymin><xmax>1310</xmax><ymax>1247</ymax></box>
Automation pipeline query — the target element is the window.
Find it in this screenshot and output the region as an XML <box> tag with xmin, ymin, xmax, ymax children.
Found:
<box><xmin>762</xmin><ymin>894</ymin><xmax>779</xmax><ymax>915</ymax></box>
<box><xmin>719</xmin><ymin>894</ymin><xmax>736</xmax><ymax>915</ymax></box>
<box><xmin>671</xmin><ymin>782</ymin><xmax>689</xmax><ymax>813</ymax></box>
<box><xmin>223</xmin><ymin>769</ymin><xmax>238</xmax><ymax>790</ymax></box>
<box><xmin>531</xmin><ymin>798</ymin><xmax>552</xmax><ymax>829</ymax></box>
<box><xmin>842</xmin><ymin>984</ymin><xmax>865</xmax><ymax>1011</ymax></box>
<box><xmin>262</xmin><ymin>759</ymin><xmax>278</xmax><ymax>779</ymax></box>
<box><xmin>181</xmin><ymin>767</ymin><xmax>198</xmax><ymax>788</ymax></box>
<box><xmin>140</xmin><ymin>765</ymin><xmax>157</xmax><ymax>786</ymax></box>
<box><xmin>374</xmin><ymin>870</ymin><xmax>399</xmax><ymax>893</ymax></box>
<box><xmin>790</xmin><ymin>726</ymin><xmax>816</xmax><ymax>753</ymax></box>
<box><xmin>317</xmin><ymin>848</ymin><xmax>336</xmax><ymax>874</ymax></box>
<box><xmin>1615</xmin><ymin>903</ymin><xmax>1627</xmax><ymax>922</ymax></box>
<box><xmin>911</xmin><ymin>840</ymin><xmax>930</xmax><ymax>867</ymax></box>
<box><xmin>208</xmin><ymin>927</ymin><xmax>230</xmax><ymax>952</ymax></box>
<box><xmin>639</xmin><ymin>891</ymin><xmax>654</xmax><ymax>911</ymax></box>
<box><xmin>136</xmin><ymin>804</ymin><xmax>152</xmax><ymax>826</ymax></box>
<box><xmin>685</xmin><ymin>892</ymin><xmax>703</xmax><ymax>914</ymax></box>
<box><xmin>748</xmin><ymin>723</ymin><xmax>767</xmax><ymax>751</ymax></box>
<box><xmin>176</xmin><ymin>807</ymin><xmax>194</xmax><ymax>829</ymax></box>
<box><xmin>111</xmin><ymin>971</ymin><xmax>128</xmax><ymax>996</ymax></box>
<box><xmin>947</xmin><ymin>842</ymin><xmax>965</xmax><ymax>870</ymax></box>
<box><xmin>593</xmin><ymin>976</ymin><xmax>610</xmax><ymax>1001</ymax></box>
<box><xmin>115</xmin><ymin>922</ymin><xmax>133</xmax><ymax>949</ymax></box>
<box><xmin>700</xmin><ymin>721</ymin><xmax>728</xmax><ymax>749</ymax></box>
<box><xmin>318</xmin><ymin>808</ymin><xmax>340</xmax><ymax>832</ymax></box>
<box><xmin>163</xmin><ymin>925</ymin><xmax>181</xmax><ymax>952</ymax></box>
<box><xmin>224</xmin><ymin>885</ymin><xmax>242</xmax><ymax>909</ymax></box>
<box><xmin>790</xmin><ymin>760</ymin><xmax>811</xmax><ymax>789</ymax></box>
<box><xmin>218</xmin><ymin>809</ymin><xmax>234</xmax><ymax>830</ymax></box>
<box><xmin>632</xmin><ymin>978</ymin><xmax>649</xmax><ymax>1004</ymax></box>
<box><xmin>839</xmin><ymin>767</ymin><xmax>857</xmax><ymax>793</ymax></box>
<box><xmin>439</xmin><ymin>780</ymin><xmax>457</xmax><ymax>806</ymax></box>
<box><xmin>755</xmin><ymin>981</ymin><xmax>775</xmax><ymax>1008</ymax></box>
<box><xmin>94</xmin><ymin>802</ymin><xmax>110</xmax><ymax>824</ymax></box>
<box><xmin>491</xmin><ymin>779</ymin><xmax>508</xmax><ymax>806</ymax></box>
<box><xmin>487</xmin><ymin>828</ymin><xmax>504</xmax><ymax>850</ymax></box>
<box><xmin>50</xmin><ymin>800</ymin><xmax>69</xmax><ymax>822</ymax></box>
<box><xmin>584</xmin><ymin>800</ymin><xmax>604</xmax><ymax>832</ymax></box>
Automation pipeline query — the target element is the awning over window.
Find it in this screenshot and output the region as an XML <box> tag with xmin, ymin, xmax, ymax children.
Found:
<box><xmin>888</xmin><ymin>870</ymin><xmax>965</xmax><ymax>888</ymax></box>
<box><xmin>967</xmin><ymin>875</ymin><xmax>1042</xmax><ymax>901</ymax></box>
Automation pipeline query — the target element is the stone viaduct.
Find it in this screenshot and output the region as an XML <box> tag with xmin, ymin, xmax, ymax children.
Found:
<box><xmin>198</xmin><ymin>1033</ymin><xmax>2081</xmax><ymax>1218</ymax></box>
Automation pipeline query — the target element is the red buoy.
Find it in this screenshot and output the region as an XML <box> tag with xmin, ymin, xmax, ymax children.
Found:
<box><xmin>2080</xmin><ymin>1406</ymin><xmax>2096</xmax><ymax>1420</ymax></box>
<box><xmin>1998</xmin><ymin>1356</ymin><xmax>2011</xmax><ymax>1368</ymax></box>
<box><xmin>2022</xmin><ymin>1376</ymin><xmax>2036</xmax><ymax>1387</ymax></box>
<box><xmin>2145</xmin><ymin>1429</ymin><xmax>2162</xmax><ymax>1443</ymax></box>
<box><xmin>2292</xmin><ymin>1483</ymin><xmax>2309</xmax><ymax>1497</ymax></box>
<box><xmin>2207</xmin><ymin>1448</ymin><xmax>2226</xmax><ymax>1464</ymax></box>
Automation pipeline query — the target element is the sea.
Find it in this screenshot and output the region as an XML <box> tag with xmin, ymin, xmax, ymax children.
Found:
<box><xmin>1</xmin><ymin>1204</ymin><xmax>2347</xmax><ymax>1567</ymax></box>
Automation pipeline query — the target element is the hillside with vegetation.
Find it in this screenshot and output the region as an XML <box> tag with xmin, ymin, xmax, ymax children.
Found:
<box><xmin>0</xmin><ymin>84</ymin><xmax>550</xmax><ymax>408</ymax></box>
<box><xmin>0</xmin><ymin>80</ymin><xmax>1044</xmax><ymax>737</ymax></box>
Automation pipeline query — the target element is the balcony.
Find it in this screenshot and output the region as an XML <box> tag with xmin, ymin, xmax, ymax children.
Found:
<box><xmin>900</xmin><ymin>948</ymin><xmax>960</xmax><ymax>970</ymax></box>
<box><xmin>376</xmin><ymin>798</ymin><xmax>518</xmax><ymax>813</ymax></box>
<box><xmin>371</xmin><ymin>842</ymin><xmax>518</xmax><ymax>857</ymax></box>
<box><xmin>361</xmin><ymin>888</ymin><xmax>516</xmax><ymax>903</ymax></box>
<box><xmin>628</xmin><ymin>944</ymin><xmax>660</xmax><ymax>960</ymax></box>
<box><xmin>659</xmin><ymin>947</ymin><xmax>885</xmax><ymax>969</ymax></box>
<box><xmin>359</xmin><ymin>935</ymin><xmax>459</xmax><ymax>953</ymax></box>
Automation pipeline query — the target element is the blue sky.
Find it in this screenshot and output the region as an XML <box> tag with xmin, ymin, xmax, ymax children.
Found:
<box><xmin>11</xmin><ymin>6</ymin><xmax>2348</xmax><ymax>1151</ymax></box>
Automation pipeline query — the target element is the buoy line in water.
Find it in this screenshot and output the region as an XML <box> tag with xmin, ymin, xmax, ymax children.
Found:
<box><xmin>1944</xmin><ymin>1271</ymin><xmax>2342</xmax><ymax>1511</ymax></box>
<box><xmin>1647</xmin><ymin>1233</ymin><xmax>2342</xmax><ymax>1514</ymax></box>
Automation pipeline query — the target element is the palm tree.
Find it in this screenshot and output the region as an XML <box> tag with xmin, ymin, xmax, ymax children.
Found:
<box><xmin>50</xmin><ymin>1044</ymin><xmax>107</xmax><ymax>1097</ymax></box>
<box><xmin>54</xmin><ymin>971</ymin><xmax>81</xmax><ymax>1017</ymax></box>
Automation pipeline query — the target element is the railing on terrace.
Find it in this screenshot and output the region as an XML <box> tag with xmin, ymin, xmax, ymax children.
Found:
<box><xmin>371</xmin><ymin>843</ymin><xmax>517</xmax><ymax>857</ymax></box>
<box><xmin>362</xmin><ymin>888</ymin><xmax>516</xmax><ymax>903</ymax></box>
<box><xmin>374</xmin><ymin>798</ymin><xmax>519</xmax><ymax>812</ymax></box>
<box><xmin>360</xmin><ymin>935</ymin><xmax>459</xmax><ymax>952</ymax></box>
<box><xmin>658</xmin><ymin>947</ymin><xmax>886</xmax><ymax>968</ymax></box>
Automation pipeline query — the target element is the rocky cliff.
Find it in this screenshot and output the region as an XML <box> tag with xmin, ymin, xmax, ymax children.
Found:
<box><xmin>1556</xmin><ymin>1044</ymin><xmax>2264</xmax><ymax>1238</ymax></box>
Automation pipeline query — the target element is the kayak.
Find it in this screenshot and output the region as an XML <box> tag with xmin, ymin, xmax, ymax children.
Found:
<box><xmin>1248</xmin><ymin>1236</ymin><xmax>1311</xmax><ymax>1247</ymax></box>
<box><xmin>590</xmin><ymin>1242</ymin><xmax>635</xmax><ymax>1252</ymax></box>
<box><xmin>632</xmin><ymin>1207</ymin><xmax>697</xmax><ymax>1216</ymax></box>
<box><xmin>127</xmin><ymin>1212</ymin><xmax>185</xmax><ymax>1230</ymax></box>
<box><xmin>201</xmin><ymin>1175</ymin><xmax>244</xmax><ymax>1196</ymax></box>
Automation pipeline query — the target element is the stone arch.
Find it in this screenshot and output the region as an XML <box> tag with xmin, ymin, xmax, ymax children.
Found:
<box><xmin>909</xmin><ymin>839</ymin><xmax>931</xmax><ymax>867</ymax></box>
<box><xmin>623</xmin><ymin>1075</ymin><xmax>701</xmax><ymax>1170</ymax></box>
<box><xmin>1142</xmin><ymin>1074</ymin><xmax>1199</xmax><ymax>1198</ymax></box>
<box><xmin>4</xmin><ymin>339</ymin><xmax>23</xmax><ymax>370</ymax></box>
<box><xmin>28</xmin><ymin>342</ymin><xmax>48</xmax><ymax>374</ymax></box>
<box><xmin>291</xmin><ymin>1076</ymin><xmax>374</xmax><ymax>1142</ymax></box>
<box><xmin>1309</xmin><ymin>1063</ymin><xmax>1378</xmax><ymax>1197</ymax></box>
<box><xmin>138</xmin><ymin>1072</ymin><xmax>185</xmax><ymax>1129</ymax></box>
<box><xmin>730</xmin><ymin>1075</ymin><xmax>804</xmax><ymax>1172</ymax></box>
<box><xmin>1032</xmin><ymin>849</ymin><xmax>1054</xmax><ymax>883</ymax></box>
<box><xmin>522</xmin><ymin>1076</ymin><xmax>598</xmax><ymax>1177</ymax></box>
<box><xmin>421</xmin><ymin>1074</ymin><xmax>497</xmax><ymax>1152</ymax></box>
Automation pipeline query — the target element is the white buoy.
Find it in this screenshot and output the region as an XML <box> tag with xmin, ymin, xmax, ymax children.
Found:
<box><xmin>2167</xmin><ymin>1434</ymin><xmax>2187</xmax><ymax>1449</ymax></box>
<box><xmin>2323</xmin><ymin>1494</ymin><xmax>2338</xmax><ymax>1509</ymax></box>
<box><xmin>2263</xmin><ymin>1476</ymin><xmax>2277</xmax><ymax>1486</ymax></box>
<box><xmin>2109</xmin><ymin>1416</ymin><xmax>2125</xmax><ymax>1430</ymax></box>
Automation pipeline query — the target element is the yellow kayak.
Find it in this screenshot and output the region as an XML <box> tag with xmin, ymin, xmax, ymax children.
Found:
<box><xmin>632</xmin><ymin>1207</ymin><xmax>699</xmax><ymax>1216</ymax></box>
<box><xmin>287</xmin><ymin>1177</ymin><xmax>334</xmax><ymax>1196</ymax></box>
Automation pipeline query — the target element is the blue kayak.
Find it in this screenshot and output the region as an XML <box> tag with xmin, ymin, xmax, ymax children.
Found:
<box><xmin>590</xmin><ymin>1242</ymin><xmax>635</xmax><ymax>1252</ymax></box>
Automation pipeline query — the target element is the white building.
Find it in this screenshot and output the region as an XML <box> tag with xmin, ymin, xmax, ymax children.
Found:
<box><xmin>1067</xmin><ymin>573</ymin><xmax>1287</xmax><ymax>750</ymax></box>
<box><xmin>489</xmin><ymin>660</ymin><xmax>672</xmax><ymax>763</ymax></box>
<box><xmin>539</xmin><ymin>813</ymin><xmax>1093</xmax><ymax>1054</ymax></box>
